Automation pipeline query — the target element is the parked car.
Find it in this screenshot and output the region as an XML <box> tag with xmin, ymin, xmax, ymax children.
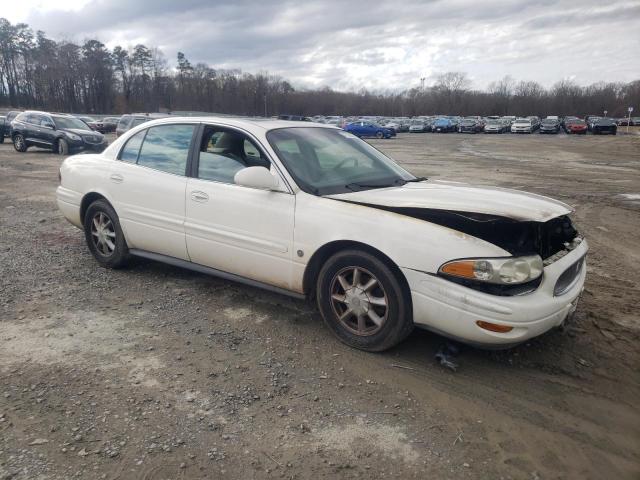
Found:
<box><xmin>278</xmin><ymin>115</ymin><xmax>312</xmax><ymax>122</ymax></box>
<box><xmin>11</xmin><ymin>111</ymin><xmax>108</xmax><ymax>154</ymax></box>
<box><xmin>0</xmin><ymin>116</ymin><xmax>5</xmax><ymax>143</ymax></box>
<box><xmin>409</xmin><ymin>119</ymin><xmax>428</xmax><ymax>133</ymax></box>
<box><xmin>591</xmin><ymin>118</ymin><xmax>617</xmax><ymax>135</ymax></box>
<box><xmin>483</xmin><ymin>119</ymin><xmax>507</xmax><ymax>134</ymax></box>
<box><xmin>561</xmin><ymin>116</ymin><xmax>579</xmax><ymax>132</ymax></box>
<box><xmin>56</xmin><ymin>117</ymin><xmax>588</xmax><ymax>352</ymax></box>
<box><xmin>1</xmin><ymin>110</ymin><xmax>21</xmax><ymax>140</ymax></box>
<box><xmin>539</xmin><ymin>118</ymin><xmax>561</xmax><ymax>134</ymax></box>
<box><xmin>115</xmin><ymin>114</ymin><xmax>164</xmax><ymax>137</ymax></box>
<box><xmin>458</xmin><ymin>118</ymin><xmax>484</xmax><ymax>133</ymax></box>
<box><xmin>585</xmin><ymin>116</ymin><xmax>601</xmax><ymax>131</ymax></box>
<box><xmin>86</xmin><ymin>116</ymin><xmax>120</xmax><ymax>133</ymax></box>
<box><xmin>432</xmin><ymin>117</ymin><xmax>455</xmax><ymax>133</ymax></box>
<box><xmin>344</xmin><ymin>121</ymin><xmax>394</xmax><ymax>138</ymax></box>
<box><xmin>511</xmin><ymin>118</ymin><xmax>534</xmax><ymax>134</ymax></box>
<box><xmin>565</xmin><ymin>118</ymin><xmax>588</xmax><ymax>135</ymax></box>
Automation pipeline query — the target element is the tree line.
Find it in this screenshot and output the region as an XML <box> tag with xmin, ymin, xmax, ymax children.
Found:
<box><xmin>0</xmin><ymin>18</ymin><xmax>637</xmax><ymax>117</ymax></box>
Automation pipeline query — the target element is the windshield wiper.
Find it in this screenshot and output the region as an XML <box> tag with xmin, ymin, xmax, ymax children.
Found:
<box><xmin>406</xmin><ymin>176</ymin><xmax>427</xmax><ymax>183</ymax></box>
<box><xmin>345</xmin><ymin>178</ymin><xmax>407</xmax><ymax>191</ymax></box>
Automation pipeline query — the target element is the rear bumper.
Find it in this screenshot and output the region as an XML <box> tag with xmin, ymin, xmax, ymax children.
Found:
<box><xmin>56</xmin><ymin>186</ymin><xmax>83</xmax><ymax>228</ymax></box>
<box><xmin>403</xmin><ymin>240</ymin><xmax>588</xmax><ymax>348</ymax></box>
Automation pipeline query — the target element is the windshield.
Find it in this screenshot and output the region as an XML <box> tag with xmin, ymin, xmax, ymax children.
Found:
<box><xmin>267</xmin><ymin>127</ymin><xmax>416</xmax><ymax>195</ymax></box>
<box><xmin>53</xmin><ymin>116</ymin><xmax>92</xmax><ymax>131</ymax></box>
<box><xmin>542</xmin><ymin>119</ymin><xmax>557</xmax><ymax>124</ymax></box>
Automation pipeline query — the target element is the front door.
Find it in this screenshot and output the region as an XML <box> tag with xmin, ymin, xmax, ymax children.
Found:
<box><xmin>184</xmin><ymin>125</ymin><xmax>295</xmax><ymax>289</ymax></box>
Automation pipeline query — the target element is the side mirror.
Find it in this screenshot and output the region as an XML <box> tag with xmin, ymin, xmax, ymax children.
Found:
<box><xmin>234</xmin><ymin>166</ymin><xmax>279</xmax><ymax>191</ymax></box>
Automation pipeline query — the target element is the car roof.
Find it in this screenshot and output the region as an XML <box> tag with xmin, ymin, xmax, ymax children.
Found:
<box><xmin>131</xmin><ymin>115</ymin><xmax>341</xmax><ymax>133</ymax></box>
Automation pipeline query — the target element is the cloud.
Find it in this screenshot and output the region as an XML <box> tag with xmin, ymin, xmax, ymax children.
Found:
<box><xmin>8</xmin><ymin>0</ymin><xmax>640</xmax><ymax>91</ymax></box>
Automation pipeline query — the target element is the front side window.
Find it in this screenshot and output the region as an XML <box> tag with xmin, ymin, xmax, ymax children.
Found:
<box><xmin>136</xmin><ymin>124</ymin><xmax>195</xmax><ymax>176</ymax></box>
<box><xmin>53</xmin><ymin>116</ymin><xmax>92</xmax><ymax>131</ymax></box>
<box><xmin>197</xmin><ymin>126</ymin><xmax>270</xmax><ymax>184</ymax></box>
<box><xmin>267</xmin><ymin>127</ymin><xmax>415</xmax><ymax>195</ymax></box>
<box><xmin>40</xmin><ymin>116</ymin><xmax>55</xmax><ymax>128</ymax></box>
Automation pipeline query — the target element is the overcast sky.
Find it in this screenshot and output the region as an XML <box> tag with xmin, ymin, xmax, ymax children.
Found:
<box><xmin>6</xmin><ymin>0</ymin><xmax>640</xmax><ymax>91</ymax></box>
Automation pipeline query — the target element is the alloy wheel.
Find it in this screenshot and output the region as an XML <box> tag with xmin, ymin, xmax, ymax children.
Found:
<box><xmin>90</xmin><ymin>211</ymin><xmax>116</xmax><ymax>256</ymax></box>
<box><xmin>330</xmin><ymin>266</ymin><xmax>388</xmax><ymax>336</ymax></box>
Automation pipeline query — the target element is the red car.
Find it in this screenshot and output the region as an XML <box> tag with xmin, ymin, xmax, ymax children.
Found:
<box><xmin>566</xmin><ymin>119</ymin><xmax>588</xmax><ymax>134</ymax></box>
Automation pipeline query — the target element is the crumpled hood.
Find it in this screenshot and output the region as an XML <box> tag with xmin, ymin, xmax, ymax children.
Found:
<box><xmin>327</xmin><ymin>180</ymin><xmax>573</xmax><ymax>222</ymax></box>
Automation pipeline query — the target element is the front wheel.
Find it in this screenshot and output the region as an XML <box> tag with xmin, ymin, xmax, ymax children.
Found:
<box><xmin>13</xmin><ymin>134</ymin><xmax>27</xmax><ymax>152</ymax></box>
<box><xmin>375</xmin><ymin>131</ymin><xmax>384</xmax><ymax>139</ymax></box>
<box><xmin>84</xmin><ymin>199</ymin><xmax>129</xmax><ymax>268</ymax></box>
<box><xmin>316</xmin><ymin>250</ymin><xmax>413</xmax><ymax>352</ymax></box>
<box><xmin>56</xmin><ymin>138</ymin><xmax>69</xmax><ymax>155</ymax></box>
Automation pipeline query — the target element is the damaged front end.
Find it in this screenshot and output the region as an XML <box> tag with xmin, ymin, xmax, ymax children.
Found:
<box><xmin>350</xmin><ymin>203</ymin><xmax>583</xmax><ymax>296</ymax></box>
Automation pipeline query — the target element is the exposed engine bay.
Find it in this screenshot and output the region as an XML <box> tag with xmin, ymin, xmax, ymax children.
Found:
<box><xmin>349</xmin><ymin>203</ymin><xmax>580</xmax><ymax>261</ymax></box>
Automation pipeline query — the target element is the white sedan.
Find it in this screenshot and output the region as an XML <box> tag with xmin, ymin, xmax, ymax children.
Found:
<box><xmin>56</xmin><ymin>117</ymin><xmax>587</xmax><ymax>351</ymax></box>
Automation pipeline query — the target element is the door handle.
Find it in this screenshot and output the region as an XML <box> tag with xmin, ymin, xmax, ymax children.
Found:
<box><xmin>110</xmin><ymin>173</ymin><xmax>124</xmax><ymax>183</ymax></box>
<box><xmin>190</xmin><ymin>191</ymin><xmax>209</xmax><ymax>202</ymax></box>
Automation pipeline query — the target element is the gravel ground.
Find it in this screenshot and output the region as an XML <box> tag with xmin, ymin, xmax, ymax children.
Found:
<box><xmin>0</xmin><ymin>130</ymin><xmax>639</xmax><ymax>479</ymax></box>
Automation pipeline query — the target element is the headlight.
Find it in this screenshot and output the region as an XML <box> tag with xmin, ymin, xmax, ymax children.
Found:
<box><xmin>439</xmin><ymin>255</ymin><xmax>543</xmax><ymax>285</ymax></box>
<box><xmin>65</xmin><ymin>132</ymin><xmax>81</xmax><ymax>141</ymax></box>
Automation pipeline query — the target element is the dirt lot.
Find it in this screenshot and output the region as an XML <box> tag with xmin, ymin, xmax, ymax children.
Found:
<box><xmin>1</xmin><ymin>130</ymin><xmax>639</xmax><ymax>480</ymax></box>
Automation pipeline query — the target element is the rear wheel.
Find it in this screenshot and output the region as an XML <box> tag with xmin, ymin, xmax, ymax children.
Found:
<box><xmin>13</xmin><ymin>134</ymin><xmax>27</xmax><ymax>152</ymax></box>
<box><xmin>83</xmin><ymin>199</ymin><xmax>129</xmax><ymax>268</ymax></box>
<box><xmin>316</xmin><ymin>250</ymin><xmax>413</xmax><ymax>352</ymax></box>
<box><xmin>375</xmin><ymin>131</ymin><xmax>384</xmax><ymax>139</ymax></box>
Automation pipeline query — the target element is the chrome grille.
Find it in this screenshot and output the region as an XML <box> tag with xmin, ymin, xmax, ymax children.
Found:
<box><xmin>83</xmin><ymin>135</ymin><xmax>102</xmax><ymax>144</ymax></box>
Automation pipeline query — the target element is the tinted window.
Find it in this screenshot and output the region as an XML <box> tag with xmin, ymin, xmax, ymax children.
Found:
<box><xmin>119</xmin><ymin>130</ymin><xmax>146</xmax><ymax>163</ymax></box>
<box><xmin>117</xmin><ymin>116</ymin><xmax>131</xmax><ymax>130</ymax></box>
<box><xmin>53</xmin><ymin>116</ymin><xmax>92</xmax><ymax>130</ymax></box>
<box><xmin>40</xmin><ymin>116</ymin><xmax>55</xmax><ymax>128</ymax></box>
<box><xmin>137</xmin><ymin>124</ymin><xmax>195</xmax><ymax>175</ymax></box>
<box><xmin>197</xmin><ymin>127</ymin><xmax>270</xmax><ymax>184</ymax></box>
<box><xmin>25</xmin><ymin>113</ymin><xmax>41</xmax><ymax>125</ymax></box>
<box><xmin>131</xmin><ymin>117</ymin><xmax>149</xmax><ymax>128</ymax></box>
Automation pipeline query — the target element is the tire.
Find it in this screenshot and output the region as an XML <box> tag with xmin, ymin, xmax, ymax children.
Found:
<box><xmin>0</xmin><ymin>134</ymin><xmax>4</xmax><ymax>144</ymax></box>
<box><xmin>13</xmin><ymin>134</ymin><xmax>27</xmax><ymax>152</ymax></box>
<box><xmin>375</xmin><ymin>131</ymin><xmax>384</xmax><ymax>139</ymax></box>
<box><xmin>83</xmin><ymin>199</ymin><xmax>129</xmax><ymax>268</ymax></box>
<box><xmin>316</xmin><ymin>249</ymin><xmax>413</xmax><ymax>352</ymax></box>
<box><xmin>55</xmin><ymin>138</ymin><xmax>69</xmax><ymax>155</ymax></box>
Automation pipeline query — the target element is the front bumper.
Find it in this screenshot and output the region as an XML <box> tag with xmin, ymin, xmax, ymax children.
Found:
<box><xmin>403</xmin><ymin>239</ymin><xmax>588</xmax><ymax>348</ymax></box>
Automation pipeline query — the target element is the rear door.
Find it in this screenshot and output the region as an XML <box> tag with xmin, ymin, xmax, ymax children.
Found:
<box><xmin>108</xmin><ymin>123</ymin><xmax>197</xmax><ymax>260</ymax></box>
<box><xmin>184</xmin><ymin>124</ymin><xmax>295</xmax><ymax>289</ymax></box>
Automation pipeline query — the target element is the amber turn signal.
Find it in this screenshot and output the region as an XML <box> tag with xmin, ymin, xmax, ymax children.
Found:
<box><xmin>476</xmin><ymin>321</ymin><xmax>513</xmax><ymax>333</ymax></box>
<box><xmin>440</xmin><ymin>260</ymin><xmax>475</xmax><ymax>278</ymax></box>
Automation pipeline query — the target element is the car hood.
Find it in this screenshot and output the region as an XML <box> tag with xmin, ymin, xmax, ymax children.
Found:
<box><xmin>326</xmin><ymin>180</ymin><xmax>573</xmax><ymax>222</ymax></box>
<box><xmin>63</xmin><ymin>128</ymin><xmax>101</xmax><ymax>136</ymax></box>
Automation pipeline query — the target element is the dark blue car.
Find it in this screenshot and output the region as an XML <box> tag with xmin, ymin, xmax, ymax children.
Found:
<box><xmin>432</xmin><ymin>117</ymin><xmax>456</xmax><ymax>133</ymax></box>
<box><xmin>343</xmin><ymin>121</ymin><xmax>395</xmax><ymax>139</ymax></box>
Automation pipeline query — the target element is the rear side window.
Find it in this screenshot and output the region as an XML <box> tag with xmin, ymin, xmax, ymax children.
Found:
<box><xmin>136</xmin><ymin>124</ymin><xmax>195</xmax><ymax>176</ymax></box>
<box><xmin>119</xmin><ymin>130</ymin><xmax>146</xmax><ymax>163</ymax></box>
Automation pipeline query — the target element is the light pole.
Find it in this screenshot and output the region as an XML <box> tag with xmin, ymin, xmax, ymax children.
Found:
<box><xmin>627</xmin><ymin>106</ymin><xmax>634</xmax><ymax>134</ymax></box>
<box><xmin>420</xmin><ymin>77</ymin><xmax>425</xmax><ymax>91</ymax></box>
<box><xmin>264</xmin><ymin>94</ymin><xmax>267</xmax><ymax>117</ymax></box>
